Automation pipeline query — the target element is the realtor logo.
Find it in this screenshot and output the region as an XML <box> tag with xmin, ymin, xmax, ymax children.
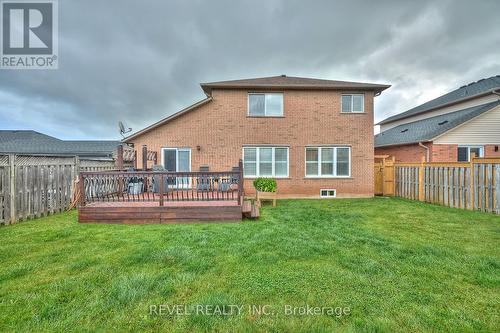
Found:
<box><xmin>1</xmin><ymin>0</ymin><xmax>58</xmax><ymax>69</ymax></box>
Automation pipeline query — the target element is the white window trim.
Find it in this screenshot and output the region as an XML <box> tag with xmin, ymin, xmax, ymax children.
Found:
<box><xmin>247</xmin><ymin>93</ymin><xmax>284</xmax><ymax>117</ymax></box>
<box><xmin>341</xmin><ymin>94</ymin><xmax>365</xmax><ymax>113</ymax></box>
<box><xmin>305</xmin><ymin>146</ymin><xmax>351</xmax><ymax>178</ymax></box>
<box><xmin>242</xmin><ymin>146</ymin><xmax>289</xmax><ymax>178</ymax></box>
<box><xmin>458</xmin><ymin>145</ymin><xmax>484</xmax><ymax>162</ymax></box>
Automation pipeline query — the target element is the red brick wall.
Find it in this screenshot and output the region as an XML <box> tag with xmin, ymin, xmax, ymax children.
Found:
<box><xmin>375</xmin><ymin>144</ymin><xmax>427</xmax><ymax>162</ymax></box>
<box><xmin>485</xmin><ymin>145</ymin><xmax>500</xmax><ymax>158</ymax></box>
<box><xmin>431</xmin><ymin>144</ymin><xmax>457</xmax><ymax>162</ymax></box>
<box><xmin>127</xmin><ymin>89</ymin><xmax>376</xmax><ymax>198</ymax></box>
<box><xmin>376</xmin><ymin>143</ymin><xmax>500</xmax><ymax>162</ymax></box>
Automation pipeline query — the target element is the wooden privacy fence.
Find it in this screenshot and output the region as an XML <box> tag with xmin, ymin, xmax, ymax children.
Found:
<box><xmin>0</xmin><ymin>155</ymin><xmax>117</xmax><ymax>225</ymax></box>
<box><xmin>393</xmin><ymin>157</ymin><xmax>500</xmax><ymax>214</ymax></box>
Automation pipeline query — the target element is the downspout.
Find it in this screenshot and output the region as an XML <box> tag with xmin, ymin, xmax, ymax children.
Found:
<box><xmin>419</xmin><ymin>142</ymin><xmax>430</xmax><ymax>162</ymax></box>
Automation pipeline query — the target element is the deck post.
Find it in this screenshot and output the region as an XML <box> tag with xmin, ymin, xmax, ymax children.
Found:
<box><xmin>116</xmin><ymin>145</ymin><xmax>124</xmax><ymax>170</ymax></box>
<box><xmin>142</xmin><ymin>145</ymin><xmax>148</xmax><ymax>171</ymax></box>
<box><xmin>238</xmin><ymin>159</ymin><xmax>243</xmax><ymax>205</ymax></box>
<box><xmin>159</xmin><ymin>174</ymin><xmax>164</xmax><ymax>206</ymax></box>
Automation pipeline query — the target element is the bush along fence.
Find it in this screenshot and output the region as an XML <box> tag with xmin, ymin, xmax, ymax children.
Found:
<box><xmin>394</xmin><ymin>156</ymin><xmax>500</xmax><ymax>214</ymax></box>
<box><xmin>0</xmin><ymin>155</ymin><xmax>116</xmax><ymax>225</ymax></box>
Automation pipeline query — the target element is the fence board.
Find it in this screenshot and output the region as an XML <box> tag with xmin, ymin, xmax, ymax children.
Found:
<box><xmin>0</xmin><ymin>155</ymin><xmax>118</xmax><ymax>225</ymax></box>
<box><xmin>393</xmin><ymin>158</ymin><xmax>500</xmax><ymax>214</ymax></box>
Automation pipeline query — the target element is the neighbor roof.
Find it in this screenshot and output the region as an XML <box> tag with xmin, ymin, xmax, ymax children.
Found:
<box><xmin>0</xmin><ymin>130</ymin><xmax>121</xmax><ymax>157</ymax></box>
<box><xmin>374</xmin><ymin>100</ymin><xmax>500</xmax><ymax>147</ymax></box>
<box><xmin>379</xmin><ymin>75</ymin><xmax>500</xmax><ymax>125</ymax></box>
<box><xmin>201</xmin><ymin>75</ymin><xmax>390</xmax><ymax>95</ymax></box>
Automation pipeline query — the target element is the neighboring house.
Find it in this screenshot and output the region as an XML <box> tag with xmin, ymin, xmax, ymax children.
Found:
<box><xmin>123</xmin><ymin>75</ymin><xmax>390</xmax><ymax>198</ymax></box>
<box><xmin>0</xmin><ymin>130</ymin><xmax>121</xmax><ymax>160</ymax></box>
<box><xmin>375</xmin><ymin>75</ymin><xmax>500</xmax><ymax>162</ymax></box>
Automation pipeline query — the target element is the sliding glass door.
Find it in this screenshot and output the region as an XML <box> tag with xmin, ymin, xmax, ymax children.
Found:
<box><xmin>162</xmin><ymin>148</ymin><xmax>191</xmax><ymax>188</ymax></box>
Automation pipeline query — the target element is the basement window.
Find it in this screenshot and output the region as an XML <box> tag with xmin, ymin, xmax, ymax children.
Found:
<box><xmin>320</xmin><ymin>189</ymin><xmax>336</xmax><ymax>198</ymax></box>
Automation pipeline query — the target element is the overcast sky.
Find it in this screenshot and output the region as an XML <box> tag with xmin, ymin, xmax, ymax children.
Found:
<box><xmin>1</xmin><ymin>0</ymin><xmax>499</xmax><ymax>140</ymax></box>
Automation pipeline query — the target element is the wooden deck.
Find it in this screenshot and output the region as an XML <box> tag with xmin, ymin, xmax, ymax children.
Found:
<box><xmin>79</xmin><ymin>201</ymin><xmax>242</xmax><ymax>224</ymax></box>
<box><xmin>77</xmin><ymin>164</ymin><xmax>246</xmax><ymax>224</ymax></box>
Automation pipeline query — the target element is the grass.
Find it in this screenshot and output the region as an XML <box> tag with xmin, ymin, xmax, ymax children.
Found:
<box><xmin>0</xmin><ymin>197</ymin><xmax>499</xmax><ymax>332</ymax></box>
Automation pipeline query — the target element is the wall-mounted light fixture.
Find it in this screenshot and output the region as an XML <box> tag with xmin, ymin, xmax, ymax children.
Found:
<box><xmin>495</xmin><ymin>145</ymin><xmax>498</xmax><ymax>152</ymax></box>
<box><xmin>196</xmin><ymin>145</ymin><xmax>201</xmax><ymax>151</ymax></box>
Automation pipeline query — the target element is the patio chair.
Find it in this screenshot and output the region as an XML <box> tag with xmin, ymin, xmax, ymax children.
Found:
<box><xmin>218</xmin><ymin>166</ymin><xmax>240</xmax><ymax>192</ymax></box>
<box><xmin>152</xmin><ymin>165</ymin><xmax>170</xmax><ymax>193</ymax></box>
<box><xmin>196</xmin><ymin>166</ymin><xmax>211</xmax><ymax>191</ymax></box>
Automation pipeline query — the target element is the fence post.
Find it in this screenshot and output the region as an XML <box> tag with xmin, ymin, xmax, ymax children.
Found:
<box><xmin>142</xmin><ymin>145</ymin><xmax>148</xmax><ymax>171</ymax></box>
<box><xmin>469</xmin><ymin>153</ymin><xmax>475</xmax><ymax>210</ymax></box>
<box><xmin>8</xmin><ymin>154</ymin><xmax>16</xmax><ymax>224</ymax></box>
<box><xmin>116</xmin><ymin>145</ymin><xmax>124</xmax><ymax>170</ymax></box>
<box><xmin>418</xmin><ymin>156</ymin><xmax>425</xmax><ymax>201</ymax></box>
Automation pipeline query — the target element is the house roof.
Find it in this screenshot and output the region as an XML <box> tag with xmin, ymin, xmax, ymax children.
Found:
<box><xmin>201</xmin><ymin>75</ymin><xmax>390</xmax><ymax>95</ymax></box>
<box><xmin>379</xmin><ymin>75</ymin><xmax>500</xmax><ymax>125</ymax></box>
<box><xmin>0</xmin><ymin>130</ymin><xmax>121</xmax><ymax>157</ymax></box>
<box><xmin>374</xmin><ymin>100</ymin><xmax>500</xmax><ymax>148</ymax></box>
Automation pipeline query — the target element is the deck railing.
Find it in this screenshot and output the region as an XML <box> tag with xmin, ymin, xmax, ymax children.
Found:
<box><xmin>79</xmin><ymin>161</ymin><xmax>243</xmax><ymax>206</ymax></box>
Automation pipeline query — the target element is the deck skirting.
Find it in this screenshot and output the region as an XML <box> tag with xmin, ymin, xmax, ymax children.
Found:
<box><xmin>78</xmin><ymin>205</ymin><xmax>242</xmax><ymax>224</ymax></box>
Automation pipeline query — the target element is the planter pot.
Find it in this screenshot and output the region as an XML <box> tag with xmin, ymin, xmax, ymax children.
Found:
<box><xmin>256</xmin><ymin>190</ymin><xmax>277</xmax><ymax>207</ymax></box>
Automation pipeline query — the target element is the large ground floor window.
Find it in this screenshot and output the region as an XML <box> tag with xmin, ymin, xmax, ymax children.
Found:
<box><xmin>243</xmin><ymin>147</ymin><xmax>289</xmax><ymax>178</ymax></box>
<box><xmin>305</xmin><ymin>146</ymin><xmax>351</xmax><ymax>177</ymax></box>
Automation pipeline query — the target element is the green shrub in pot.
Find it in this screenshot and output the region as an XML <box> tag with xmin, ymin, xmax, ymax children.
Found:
<box><xmin>253</xmin><ymin>178</ymin><xmax>277</xmax><ymax>193</ymax></box>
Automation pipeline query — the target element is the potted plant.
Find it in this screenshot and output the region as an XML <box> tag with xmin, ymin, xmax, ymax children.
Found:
<box><xmin>253</xmin><ymin>178</ymin><xmax>277</xmax><ymax>207</ymax></box>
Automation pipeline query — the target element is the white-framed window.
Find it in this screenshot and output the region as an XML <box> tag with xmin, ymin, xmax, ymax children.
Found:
<box><xmin>341</xmin><ymin>94</ymin><xmax>364</xmax><ymax>113</ymax></box>
<box><xmin>457</xmin><ymin>146</ymin><xmax>484</xmax><ymax>162</ymax></box>
<box><xmin>243</xmin><ymin>146</ymin><xmax>289</xmax><ymax>178</ymax></box>
<box><xmin>320</xmin><ymin>189</ymin><xmax>336</xmax><ymax>198</ymax></box>
<box><xmin>305</xmin><ymin>146</ymin><xmax>351</xmax><ymax>177</ymax></box>
<box><xmin>248</xmin><ymin>93</ymin><xmax>284</xmax><ymax>117</ymax></box>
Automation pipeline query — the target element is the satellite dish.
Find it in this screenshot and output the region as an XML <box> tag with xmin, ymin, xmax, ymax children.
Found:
<box><xmin>118</xmin><ymin>121</ymin><xmax>132</xmax><ymax>137</ymax></box>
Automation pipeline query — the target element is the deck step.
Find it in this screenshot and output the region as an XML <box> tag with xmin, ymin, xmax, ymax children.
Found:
<box><xmin>242</xmin><ymin>200</ymin><xmax>252</xmax><ymax>213</ymax></box>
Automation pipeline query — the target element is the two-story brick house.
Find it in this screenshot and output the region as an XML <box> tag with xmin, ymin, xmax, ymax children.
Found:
<box><xmin>123</xmin><ymin>75</ymin><xmax>390</xmax><ymax>198</ymax></box>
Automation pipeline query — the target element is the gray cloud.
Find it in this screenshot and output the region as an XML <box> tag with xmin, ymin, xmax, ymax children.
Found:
<box><xmin>1</xmin><ymin>0</ymin><xmax>499</xmax><ymax>139</ymax></box>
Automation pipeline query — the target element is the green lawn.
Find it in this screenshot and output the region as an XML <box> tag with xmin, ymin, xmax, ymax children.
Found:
<box><xmin>0</xmin><ymin>198</ymin><xmax>499</xmax><ymax>332</ymax></box>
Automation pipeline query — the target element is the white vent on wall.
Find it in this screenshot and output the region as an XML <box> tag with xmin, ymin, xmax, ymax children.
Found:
<box><xmin>320</xmin><ymin>189</ymin><xmax>336</xmax><ymax>198</ymax></box>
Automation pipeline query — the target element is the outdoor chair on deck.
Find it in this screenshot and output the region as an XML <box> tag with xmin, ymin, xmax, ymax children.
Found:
<box><xmin>218</xmin><ymin>166</ymin><xmax>240</xmax><ymax>192</ymax></box>
<box><xmin>196</xmin><ymin>166</ymin><xmax>211</xmax><ymax>191</ymax></box>
<box><xmin>152</xmin><ymin>165</ymin><xmax>170</xmax><ymax>193</ymax></box>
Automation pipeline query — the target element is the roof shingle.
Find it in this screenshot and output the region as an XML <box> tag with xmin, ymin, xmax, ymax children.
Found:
<box><xmin>379</xmin><ymin>75</ymin><xmax>500</xmax><ymax>125</ymax></box>
<box><xmin>201</xmin><ymin>75</ymin><xmax>390</xmax><ymax>94</ymax></box>
<box><xmin>0</xmin><ymin>130</ymin><xmax>121</xmax><ymax>158</ymax></box>
<box><xmin>375</xmin><ymin>101</ymin><xmax>500</xmax><ymax>147</ymax></box>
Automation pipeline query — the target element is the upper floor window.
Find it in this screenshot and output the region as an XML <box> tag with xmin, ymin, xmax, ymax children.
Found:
<box><xmin>457</xmin><ymin>146</ymin><xmax>483</xmax><ymax>162</ymax></box>
<box><xmin>305</xmin><ymin>146</ymin><xmax>351</xmax><ymax>177</ymax></box>
<box><xmin>341</xmin><ymin>94</ymin><xmax>364</xmax><ymax>113</ymax></box>
<box><xmin>248</xmin><ymin>93</ymin><xmax>283</xmax><ymax>117</ymax></box>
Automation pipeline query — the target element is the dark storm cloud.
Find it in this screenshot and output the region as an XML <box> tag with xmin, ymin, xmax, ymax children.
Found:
<box><xmin>1</xmin><ymin>0</ymin><xmax>499</xmax><ymax>139</ymax></box>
